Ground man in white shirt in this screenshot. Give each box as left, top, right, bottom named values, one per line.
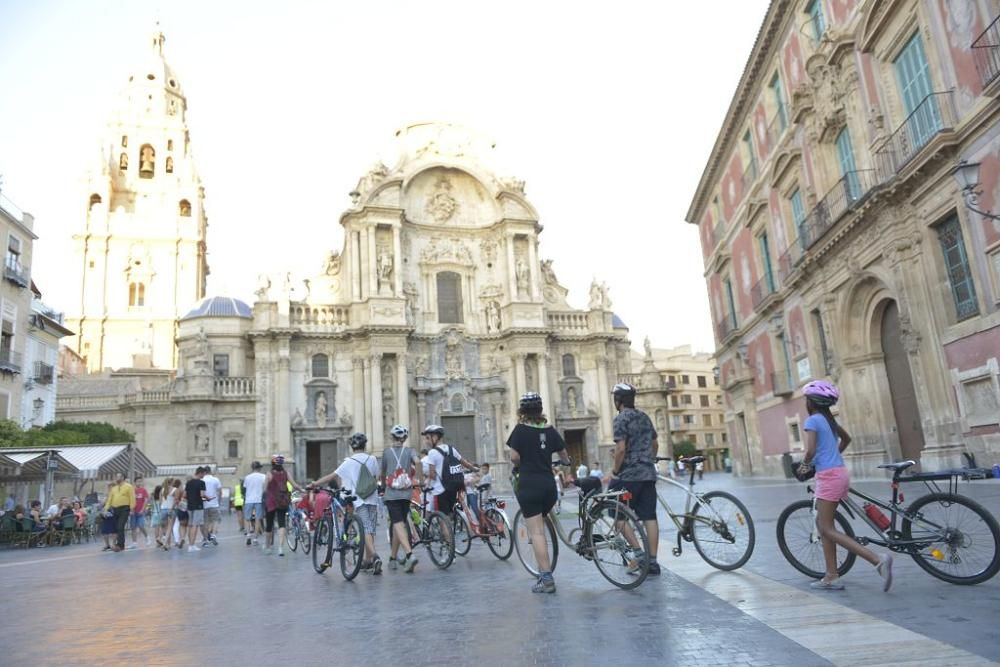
left=242, top=461, right=267, bottom=546
left=422, top=424, right=477, bottom=543
left=576, top=463, right=589, bottom=481
left=202, top=466, right=223, bottom=546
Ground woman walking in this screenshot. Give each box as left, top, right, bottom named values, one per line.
left=506, top=392, right=569, bottom=593
left=796, top=380, right=893, bottom=591
left=380, top=425, right=423, bottom=572
left=264, top=454, right=304, bottom=556
left=172, top=479, right=188, bottom=549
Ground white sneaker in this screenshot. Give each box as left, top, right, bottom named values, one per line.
left=187, top=545, right=202, bottom=552
left=810, top=577, right=845, bottom=590
left=876, top=554, right=893, bottom=592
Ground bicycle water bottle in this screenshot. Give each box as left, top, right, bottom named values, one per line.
left=863, top=502, right=891, bottom=530
left=411, top=507, right=422, bottom=526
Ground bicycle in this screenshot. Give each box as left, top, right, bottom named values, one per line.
left=512, top=463, right=650, bottom=590
left=284, top=493, right=312, bottom=555
left=310, top=486, right=365, bottom=580
left=776, top=460, right=1000, bottom=585
left=451, top=483, right=514, bottom=560
left=385, top=488, right=455, bottom=569
left=653, top=456, right=755, bottom=570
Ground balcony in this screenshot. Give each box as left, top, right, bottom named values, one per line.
left=740, top=160, right=759, bottom=196
left=750, top=272, right=779, bottom=311
left=715, top=315, right=738, bottom=344
left=799, top=169, right=878, bottom=250
left=215, top=376, right=256, bottom=398
left=874, top=91, right=956, bottom=181
left=289, top=304, right=350, bottom=331
left=771, top=371, right=794, bottom=397
left=0, top=348, right=22, bottom=374
left=765, top=108, right=788, bottom=154
left=777, top=241, right=803, bottom=284
left=972, top=15, right=1000, bottom=95
left=32, top=361, right=54, bottom=385
left=4, top=257, right=29, bottom=288
left=547, top=311, right=589, bottom=333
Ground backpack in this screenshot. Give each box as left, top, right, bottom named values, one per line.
left=386, top=447, right=413, bottom=490
left=435, top=446, right=464, bottom=493
left=352, top=455, right=378, bottom=499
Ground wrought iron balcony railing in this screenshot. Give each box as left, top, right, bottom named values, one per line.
left=4, top=256, right=29, bottom=288
left=874, top=91, right=956, bottom=180
left=972, top=15, right=1000, bottom=90
left=750, top=271, right=779, bottom=311
left=740, top=159, right=759, bottom=195
left=715, top=314, right=738, bottom=343
left=798, top=169, right=878, bottom=250
left=32, top=361, right=54, bottom=384
left=777, top=241, right=803, bottom=283
left=0, top=348, right=22, bottom=374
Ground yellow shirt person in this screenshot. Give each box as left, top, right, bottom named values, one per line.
left=104, top=477, right=136, bottom=511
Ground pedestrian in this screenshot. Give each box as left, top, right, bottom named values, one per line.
left=314, top=434, right=382, bottom=572
left=677, top=458, right=686, bottom=476
left=184, top=468, right=212, bottom=552
left=575, top=462, right=589, bottom=481
left=796, top=380, right=893, bottom=592
left=173, top=479, right=188, bottom=548
left=379, top=424, right=422, bottom=573
left=3, top=492, right=14, bottom=513
left=696, top=460, right=704, bottom=480
left=479, top=463, right=493, bottom=501
left=103, top=473, right=135, bottom=552
left=155, top=478, right=174, bottom=548
left=233, top=476, right=245, bottom=535
left=589, top=461, right=604, bottom=480
left=130, top=476, right=150, bottom=548
left=263, top=454, right=304, bottom=556
left=610, top=383, right=661, bottom=575
left=202, top=466, right=222, bottom=546
left=464, top=468, right=482, bottom=524
left=507, top=392, right=569, bottom=593
left=243, top=461, right=266, bottom=546
left=99, top=484, right=117, bottom=552
left=422, top=424, right=477, bottom=545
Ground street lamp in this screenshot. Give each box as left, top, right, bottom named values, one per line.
left=952, top=160, right=1000, bottom=221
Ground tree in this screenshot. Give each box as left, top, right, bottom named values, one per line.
left=672, top=440, right=698, bottom=459
left=0, top=420, right=133, bottom=447
left=0, top=420, right=26, bottom=447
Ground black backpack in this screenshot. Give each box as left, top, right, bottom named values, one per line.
left=435, top=446, right=465, bottom=492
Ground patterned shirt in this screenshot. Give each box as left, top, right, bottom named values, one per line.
left=613, top=408, right=658, bottom=482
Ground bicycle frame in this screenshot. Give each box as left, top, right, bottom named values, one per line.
left=455, top=488, right=507, bottom=537
left=548, top=485, right=631, bottom=547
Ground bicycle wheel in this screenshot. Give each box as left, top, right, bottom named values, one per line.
left=312, top=516, right=333, bottom=575
left=285, top=513, right=299, bottom=552
left=339, top=513, right=364, bottom=581
left=425, top=511, right=455, bottom=569
left=776, top=499, right=856, bottom=579
left=512, top=510, right=559, bottom=577
left=902, top=492, right=1000, bottom=585
left=300, top=521, right=312, bottom=555
left=485, top=509, right=514, bottom=560
left=588, top=501, right=649, bottom=589
left=453, top=511, right=472, bottom=556
left=691, top=491, right=755, bottom=570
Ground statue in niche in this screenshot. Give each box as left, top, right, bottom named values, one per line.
left=119, top=153, right=128, bottom=170
left=413, top=355, right=429, bottom=377
left=524, top=357, right=537, bottom=392
left=445, top=331, right=464, bottom=379
left=589, top=280, right=603, bottom=309
left=566, top=387, right=578, bottom=416
left=485, top=300, right=501, bottom=333
left=315, top=391, right=328, bottom=428
left=383, top=401, right=395, bottom=435
left=325, top=251, right=341, bottom=276
left=194, top=424, right=210, bottom=452
left=195, top=326, right=209, bottom=361
left=515, top=258, right=529, bottom=296
left=377, top=248, right=394, bottom=294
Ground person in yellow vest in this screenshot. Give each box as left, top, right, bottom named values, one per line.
left=233, top=478, right=245, bottom=534
left=103, top=473, right=136, bottom=552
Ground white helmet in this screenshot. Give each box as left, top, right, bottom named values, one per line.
left=390, top=424, right=409, bottom=440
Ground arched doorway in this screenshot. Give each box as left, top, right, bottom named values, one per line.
left=879, top=301, right=926, bottom=462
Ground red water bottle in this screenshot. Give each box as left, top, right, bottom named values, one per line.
left=863, top=502, right=891, bottom=530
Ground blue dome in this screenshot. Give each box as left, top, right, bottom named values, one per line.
left=612, top=313, right=627, bottom=329
left=181, top=296, right=252, bottom=320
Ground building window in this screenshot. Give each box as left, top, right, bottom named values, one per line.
left=690, top=433, right=699, bottom=445
left=89, top=194, right=102, bottom=210
left=724, top=277, right=738, bottom=328
left=682, top=394, right=692, bottom=405
left=561, top=353, right=576, bottom=377
left=790, top=189, right=806, bottom=244
left=835, top=128, right=861, bottom=201
left=811, top=308, right=832, bottom=374
left=742, top=130, right=757, bottom=181
left=718, top=414, right=725, bottom=425
left=700, top=395, right=710, bottom=407
left=697, top=375, right=707, bottom=388
left=683, top=415, right=694, bottom=425
left=166, top=157, right=174, bottom=174
left=213, top=354, right=229, bottom=377
left=702, top=414, right=712, bottom=426
left=6, top=235, right=22, bottom=276
left=706, top=433, right=716, bottom=446
left=139, top=144, right=155, bottom=178
left=179, top=199, right=192, bottom=217
left=758, top=230, right=776, bottom=293
left=670, top=395, right=679, bottom=408
left=770, top=73, right=787, bottom=131
left=894, top=32, right=938, bottom=144
left=806, top=0, right=825, bottom=41
left=121, top=135, right=128, bottom=148
left=681, top=374, right=690, bottom=385
left=228, top=440, right=239, bottom=458
left=436, top=271, right=463, bottom=324
left=0, top=317, right=13, bottom=366
left=789, top=421, right=802, bottom=444
left=311, top=353, right=329, bottom=378
left=712, top=196, right=724, bottom=228
left=671, top=415, right=681, bottom=429
left=128, top=282, right=145, bottom=307
left=722, top=432, right=728, bottom=443
left=167, top=139, right=174, bottom=151
left=936, top=215, right=979, bottom=320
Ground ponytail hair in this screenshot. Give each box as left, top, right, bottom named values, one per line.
left=807, top=396, right=840, bottom=435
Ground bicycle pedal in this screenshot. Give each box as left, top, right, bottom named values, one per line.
left=672, top=548, right=682, bottom=557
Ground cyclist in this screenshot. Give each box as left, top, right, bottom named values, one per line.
left=796, top=380, right=893, bottom=591
left=380, top=424, right=423, bottom=572
left=506, top=392, right=570, bottom=593
left=422, top=424, right=477, bottom=541
left=313, top=433, right=383, bottom=573
left=610, top=382, right=661, bottom=575
left=264, top=454, right=305, bottom=556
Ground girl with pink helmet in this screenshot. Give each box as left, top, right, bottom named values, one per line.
left=798, top=379, right=894, bottom=592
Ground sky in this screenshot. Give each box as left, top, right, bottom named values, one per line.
left=0, top=0, right=769, bottom=355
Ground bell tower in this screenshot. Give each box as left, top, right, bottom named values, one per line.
left=67, top=27, right=209, bottom=372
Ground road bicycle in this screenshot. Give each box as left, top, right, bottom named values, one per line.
left=512, top=464, right=650, bottom=590
left=284, top=493, right=312, bottom=555
left=385, top=488, right=455, bottom=569
left=654, top=456, right=755, bottom=570
left=451, top=483, right=513, bottom=560
left=776, top=460, right=1000, bottom=585
left=310, top=486, right=365, bottom=580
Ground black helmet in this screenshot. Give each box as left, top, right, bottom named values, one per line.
left=421, top=424, right=444, bottom=437
left=612, top=382, right=636, bottom=401
left=349, top=432, right=368, bottom=450
left=519, top=392, right=543, bottom=414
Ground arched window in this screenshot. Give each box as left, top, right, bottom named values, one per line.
left=436, top=271, right=463, bottom=324
left=167, top=139, right=173, bottom=151
left=562, top=353, right=576, bottom=377
left=88, top=194, right=102, bottom=210
left=121, top=135, right=128, bottom=148
left=179, top=199, right=191, bottom=217
left=139, top=144, right=155, bottom=178
left=311, top=354, right=329, bottom=378
left=128, top=282, right=145, bottom=307
left=119, top=153, right=128, bottom=170
left=165, top=157, right=174, bottom=173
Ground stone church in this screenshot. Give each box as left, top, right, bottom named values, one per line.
left=57, top=32, right=669, bottom=483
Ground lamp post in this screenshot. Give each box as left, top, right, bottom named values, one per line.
left=952, top=160, right=1000, bottom=221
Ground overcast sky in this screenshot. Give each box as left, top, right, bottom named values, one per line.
left=0, top=0, right=768, bottom=355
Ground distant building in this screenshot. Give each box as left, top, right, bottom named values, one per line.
left=0, top=188, right=38, bottom=424
left=22, top=290, right=74, bottom=427
left=686, top=0, right=1000, bottom=476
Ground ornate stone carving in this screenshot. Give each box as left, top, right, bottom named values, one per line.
left=255, top=273, right=271, bottom=301
left=315, top=391, right=328, bottom=428
left=484, top=300, right=502, bottom=333
left=325, top=250, right=341, bottom=276
left=377, top=246, right=394, bottom=295
left=354, top=161, right=389, bottom=202
left=426, top=178, right=458, bottom=223
left=445, top=330, right=465, bottom=379
left=413, top=355, right=429, bottom=377
left=515, top=257, right=529, bottom=297
left=500, top=176, right=525, bottom=194
left=480, top=237, right=498, bottom=263
left=898, top=312, right=922, bottom=354
left=541, top=259, right=559, bottom=287
left=421, top=237, right=473, bottom=265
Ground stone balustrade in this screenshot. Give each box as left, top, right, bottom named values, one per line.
left=215, top=376, right=255, bottom=398
left=290, top=304, right=350, bottom=330
left=56, top=395, right=120, bottom=411
left=546, top=311, right=589, bottom=332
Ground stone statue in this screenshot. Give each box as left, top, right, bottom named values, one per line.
left=644, top=336, right=653, bottom=360
left=255, top=273, right=271, bottom=301
left=325, top=251, right=341, bottom=276
left=315, top=391, right=328, bottom=428
left=195, top=326, right=209, bottom=360
left=589, top=280, right=603, bottom=310
left=377, top=248, right=394, bottom=294
left=195, top=424, right=210, bottom=451
left=515, top=258, right=529, bottom=296
left=119, top=153, right=128, bottom=170
left=445, top=330, right=464, bottom=379
left=357, top=161, right=389, bottom=197
left=541, top=259, right=558, bottom=286
left=567, top=386, right=578, bottom=415
left=414, top=355, right=429, bottom=377
left=426, top=179, right=458, bottom=223
left=485, top=300, right=501, bottom=333
left=600, top=283, right=612, bottom=309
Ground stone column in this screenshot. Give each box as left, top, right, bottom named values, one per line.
left=276, top=339, right=291, bottom=453
left=351, top=231, right=362, bottom=301
left=367, top=227, right=378, bottom=297
left=596, top=358, right=612, bottom=443
left=370, top=353, right=384, bottom=449
left=353, top=356, right=364, bottom=434
left=416, top=395, right=427, bottom=435
left=527, top=236, right=540, bottom=301
left=493, top=401, right=505, bottom=462
left=537, top=352, right=552, bottom=419
left=363, top=357, right=373, bottom=437
left=392, top=226, right=403, bottom=296
left=397, top=354, right=410, bottom=432
left=505, top=233, right=517, bottom=301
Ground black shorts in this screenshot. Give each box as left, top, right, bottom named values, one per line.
left=515, top=477, right=558, bottom=519
left=608, top=479, right=657, bottom=521
left=435, top=489, right=459, bottom=516
left=385, top=499, right=410, bottom=525
left=265, top=508, right=287, bottom=532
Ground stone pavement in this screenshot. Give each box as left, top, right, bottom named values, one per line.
left=0, top=472, right=996, bottom=666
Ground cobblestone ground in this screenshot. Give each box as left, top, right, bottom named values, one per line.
left=0, top=472, right=997, bottom=666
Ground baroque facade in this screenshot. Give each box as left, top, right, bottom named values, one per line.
left=686, top=0, right=1000, bottom=476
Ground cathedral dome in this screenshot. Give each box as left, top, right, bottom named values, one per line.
left=181, top=296, right=252, bottom=320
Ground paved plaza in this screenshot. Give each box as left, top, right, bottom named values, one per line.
left=0, top=473, right=998, bottom=666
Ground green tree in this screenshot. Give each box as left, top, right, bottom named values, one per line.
left=0, top=420, right=133, bottom=447
left=0, top=419, right=26, bottom=447
left=672, top=440, right=698, bottom=459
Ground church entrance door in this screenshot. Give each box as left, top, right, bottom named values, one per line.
left=441, top=416, right=476, bottom=460
left=564, top=429, right=586, bottom=470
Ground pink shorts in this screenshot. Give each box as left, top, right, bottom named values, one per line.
left=815, top=466, right=850, bottom=502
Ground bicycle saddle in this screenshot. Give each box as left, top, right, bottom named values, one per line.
left=476, top=483, right=491, bottom=492
left=575, top=477, right=602, bottom=496
left=681, top=456, right=706, bottom=465
left=877, top=460, right=915, bottom=472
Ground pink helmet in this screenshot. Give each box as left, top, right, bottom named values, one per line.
left=802, top=380, right=839, bottom=406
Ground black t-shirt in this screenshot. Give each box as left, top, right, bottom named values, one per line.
left=185, top=479, right=206, bottom=511
left=506, top=423, right=565, bottom=478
